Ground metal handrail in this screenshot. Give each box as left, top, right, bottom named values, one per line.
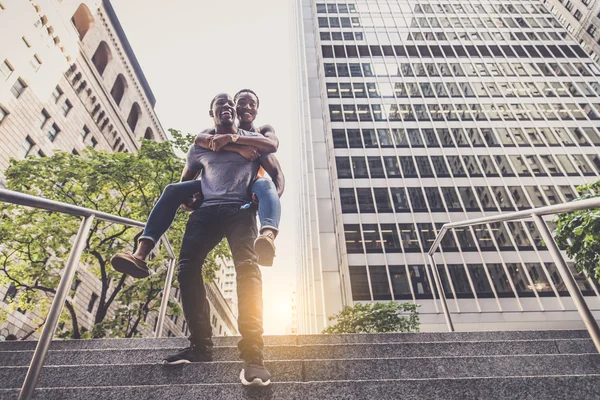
left=427, top=196, right=600, bottom=354
left=0, top=188, right=176, bottom=400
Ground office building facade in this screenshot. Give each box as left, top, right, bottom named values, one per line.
left=294, top=0, right=600, bottom=333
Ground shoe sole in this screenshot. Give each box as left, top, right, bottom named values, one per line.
left=254, top=237, right=275, bottom=267
left=239, top=369, right=271, bottom=387
left=162, top=359, right=191, bottom=365
left=111, top=256, right=151, bottom=279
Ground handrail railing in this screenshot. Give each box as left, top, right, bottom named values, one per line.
left=427, top=196, right=600, bottom=354
left=0, top=188, right=176, bottom=400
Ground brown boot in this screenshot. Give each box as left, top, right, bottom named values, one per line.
left=254, top=230, right=276, bottom=267
left=110, top=253, right=150, bottom=278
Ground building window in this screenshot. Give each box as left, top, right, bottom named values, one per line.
left=23, top=136, right=35, bottom=157
left=72, top=149, right=79, bottom=155
left=87, top=293, right=98, bottom=312
left=110, top=74, right=126, bottom=105
left=62, top=99, right=72, bottom=116
left=47, top=123, right=60, bottom=142
left=0, top=106, right=8, bottom=124
left=52, top=86, right=63, bottom=103
left=40, top=109, right=50, bottom=128
left=3, top=283, right=17, bottom=301
left=127, top=103, right=141, bottom=132
left=587, top=24, right=598, bottom=38
left=10, top=78, right=27, bottom=98
left=144, top=128, right=154, bottom=140
left=91, top=41, right=112, bottom=76
left=22, top=36, right=31, bottom=48
left=37, top=149, right=45, bottom=158
left=81, top=125, right=90, bottom=138
left=87, top=136, right=97, bottom=148
left=30, top=55, right=42, bottom=71
left=0, top=3, right=5, bottom=13
left=0, top=59, right=13, bottom=80
left=72, top=3, right=95, bottom=40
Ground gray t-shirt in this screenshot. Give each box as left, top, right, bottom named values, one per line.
left=186, top=129, right=266, bottom=208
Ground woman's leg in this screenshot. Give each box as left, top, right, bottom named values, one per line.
left=250, top=178, right=280, bottom=266
left=111, top=180, right=202, bottom=278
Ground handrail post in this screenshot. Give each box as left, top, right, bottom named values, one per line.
left=428, top=254, right=455, bottom=332
left=155, top=257, right=176, bottom=338
left=531, top=214, right=600, bottom=353
left=18, top=215, right=95, bottom=400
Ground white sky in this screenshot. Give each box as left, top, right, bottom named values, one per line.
left=110, top=0, right=301, bottom=334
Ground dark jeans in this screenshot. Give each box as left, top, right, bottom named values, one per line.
left=177, top=204, right=263, bottom=358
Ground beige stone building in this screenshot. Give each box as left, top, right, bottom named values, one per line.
left=0, top=0, right=238, bottom=340
left=543, top=0, right=600, bottom=61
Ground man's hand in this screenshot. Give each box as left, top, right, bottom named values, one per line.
left=209, top=134, right=232, bottom=152
left=180, top=192, right=203, bottom=212
left=236, top=146, right=260, bottom=161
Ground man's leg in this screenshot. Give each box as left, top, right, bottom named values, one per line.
left=163, top=205, right=223, bottom=364
left=222, top=206, right=270, bottom=386
left=111, top=180, right=203, bottom=278
left=251, top=178, right=280, bottom=267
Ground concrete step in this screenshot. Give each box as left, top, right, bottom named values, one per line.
left=0, top=330, right=591, bottom=351
left=1, top=376, right=600, bottom=400
left=0, top=339, right=595, bottom=366
left=1, top=354, right=599, bottom=389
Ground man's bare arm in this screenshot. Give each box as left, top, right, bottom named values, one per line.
left=258, top=124, right=279, bottom=150
left=259, top=154, right=285, bottom=198
left=180, top=165, right=200, bottom=182
left=194, top=128, right=216, bottom=149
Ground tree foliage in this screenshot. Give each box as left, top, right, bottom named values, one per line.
left=322, top=302, right=420, bottom=334
left=554, top=180, right=600, bottom=283
left=0, top=129, right=230, bottom=339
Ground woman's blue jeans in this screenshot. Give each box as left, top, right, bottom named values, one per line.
left=140, top=178, right=281, bottom=244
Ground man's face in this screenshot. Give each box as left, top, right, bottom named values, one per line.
left=235, top=92, right=259, bottom=125
left=210, top=93, right=236, bottom=127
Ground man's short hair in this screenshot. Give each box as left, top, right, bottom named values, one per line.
left=234, top=89, right=260, bottom=107
left=210, top=93, right=223, bottom=110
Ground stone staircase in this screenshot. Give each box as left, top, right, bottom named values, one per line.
left=0, top=330, right=599, bottom=399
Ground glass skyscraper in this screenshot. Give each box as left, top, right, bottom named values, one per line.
left=294, top=0, right=600, bottom=333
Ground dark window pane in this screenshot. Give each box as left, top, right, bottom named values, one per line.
left=399, top=223, right=421, bottom=252
left=367, top=157, right=385, bottom=178
left=344, top=224, right=363, bottom=253
left=374, top=188, right=392, bottom=212
left=336, top=157, right=352, bottom=178
left=356, top=188, right=375, bottom=213
left=351, top=157, right=369, bottom=178
left=332, top=129, right=347, bottom=148
left=390, top=188, right=410, bottom=212
left=363, top=224, right=382, bottom=253
left=381, top=224, right=401, bottom=253
left=409, top=265, right=433, bottom=299
left=408, top=187, right=427, bottom=211
left=468, top=264, right=494, bottom=298
left=445, top=264, right=474, bottom=298
left=339, top=188, right=357, bottom=213
left=369, top=266, right=392, bottom=300
left=349, top=266, right=371, bottom=300
left=390, top=265, right=412, bottom=299
left=486, top=263, right=515, bottom=297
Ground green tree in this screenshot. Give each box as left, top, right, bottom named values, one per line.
left=554, top=180, right=600, bottom=283
left=0, top=130, right=230, bottom=339
left=322, top=302, right=420, bottom=334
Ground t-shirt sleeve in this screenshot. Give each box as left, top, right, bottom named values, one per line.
left=186, top=144, right=207, bottom=172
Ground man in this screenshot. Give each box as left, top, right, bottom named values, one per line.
left=110, top=90, right=283, bottom=275
left=161, top=93, right=273, bottom=387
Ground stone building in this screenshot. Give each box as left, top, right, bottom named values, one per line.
left=543, top=0, right=600, bottom=61
left=0, top=0, right=237, bottom=340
